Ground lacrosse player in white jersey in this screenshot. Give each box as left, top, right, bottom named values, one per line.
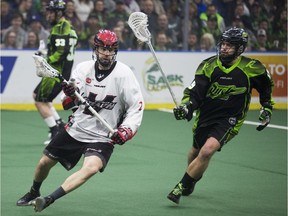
left=16, top=29, right=144, bottom=212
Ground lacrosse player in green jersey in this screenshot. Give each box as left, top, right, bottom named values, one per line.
left=33, top=0, right=78, bottom=145
left=167, top=27, right=274, bottom=204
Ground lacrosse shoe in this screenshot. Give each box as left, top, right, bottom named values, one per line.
left=44, top=126, right=59, bottom=145
left=16, top=188, right=40, bottom=206
left=182, top=184, right=195, bottom=196
left=167, top=182, right=185, bottom=204
left=31, top=196, right=54, bottom=212
left=182, top=176, right=202, bottom=196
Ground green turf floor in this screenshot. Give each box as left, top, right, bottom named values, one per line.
left=1, top=110, right=287, bottom=216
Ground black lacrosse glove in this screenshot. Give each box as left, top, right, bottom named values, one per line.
left=256, top=105, right=272, bottom=131
left=173, top=103, right=193, bottom=121
left=111, top=127, right=133, bottom=145
left=173, top=105, right=188, bottom=120
left=61, top=82, right=77, bottom=97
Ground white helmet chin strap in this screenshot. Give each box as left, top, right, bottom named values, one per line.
left=92, top=51, right=97, bottom=61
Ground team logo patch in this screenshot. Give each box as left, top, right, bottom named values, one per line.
left=86, top=77, right=91, bottom=84
left=86, top=148, right=102, bottom=153
left=229, top=117, right=236, bottom=126
left=206, top=82, right=246, bottom=100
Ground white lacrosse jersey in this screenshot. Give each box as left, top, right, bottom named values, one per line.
left=65, top=60, right=144, bottom=143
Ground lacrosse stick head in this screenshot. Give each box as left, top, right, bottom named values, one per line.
left=128, top=12, right=151, bottom=43
left=32, top=54, right=60, bottom=79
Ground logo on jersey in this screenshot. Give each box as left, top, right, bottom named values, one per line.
left=84, top=93, right=117, bottom=114
left=207, top=82, right=246, bottom=100
left=142, top=57, right=184, bottom=92
left=0, top=56, right=17, bottom=93
left=246, top=60, right=258, bottom=69
left=86, top=77, right=92, bottom=84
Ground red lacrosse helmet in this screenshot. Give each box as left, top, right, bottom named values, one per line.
left=93, top=29, right=119, bottom=51
left=93, top=30, right=119, bottom=68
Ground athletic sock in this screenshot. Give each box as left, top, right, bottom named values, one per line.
left=180, top=172, right=197, bottom=189
left=48, top=187, right=66, bottom=201
left=31, top=180, right=42, bottom=193
left=50, top=106, right=61, bottom=122
left=44, top=116, right=57, bottom=128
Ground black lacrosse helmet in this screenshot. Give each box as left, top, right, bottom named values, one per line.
left=46, top=0, right=66, bottom=11
left=218, top=27, right=248, bottom=63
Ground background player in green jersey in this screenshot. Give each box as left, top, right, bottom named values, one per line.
left=167, top=27, right=274, bottom=204
left=33, top=0, right=78, bottom=145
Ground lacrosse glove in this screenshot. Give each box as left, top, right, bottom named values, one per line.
left=111, top=127, right=133, bottom=145
left=173, top=103, right=194, bottom=121
left=256, top=104, right=272, bottom=131
left=61, top=81, right=77, bottom=97
left=62, top=96, right=79, bottom=110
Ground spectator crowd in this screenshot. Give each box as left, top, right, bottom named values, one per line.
left=0, top=0, right=287, bottom=52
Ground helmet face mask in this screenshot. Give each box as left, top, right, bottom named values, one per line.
left=218, top=27, right=248, bottom=64
left=93, top=30, right=119, bottom=68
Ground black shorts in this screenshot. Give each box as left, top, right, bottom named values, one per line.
left=193, top=119, right=238, bottom=150
left=34, top=78, right=62, bottom=102
left=33, top=62, right=72, bottom=102
left=44, top=129, right=114, bottom=171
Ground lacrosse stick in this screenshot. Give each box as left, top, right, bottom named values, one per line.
left=32, top=54, right=115, bottom=134
left=128, top=12, right=179, bottom=107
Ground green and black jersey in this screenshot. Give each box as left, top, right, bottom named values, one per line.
left=182, top=55, right=274, bottom=133
left=47, top=19, right=78, bottom=80
left=34, top=19, right=78, bottom=102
